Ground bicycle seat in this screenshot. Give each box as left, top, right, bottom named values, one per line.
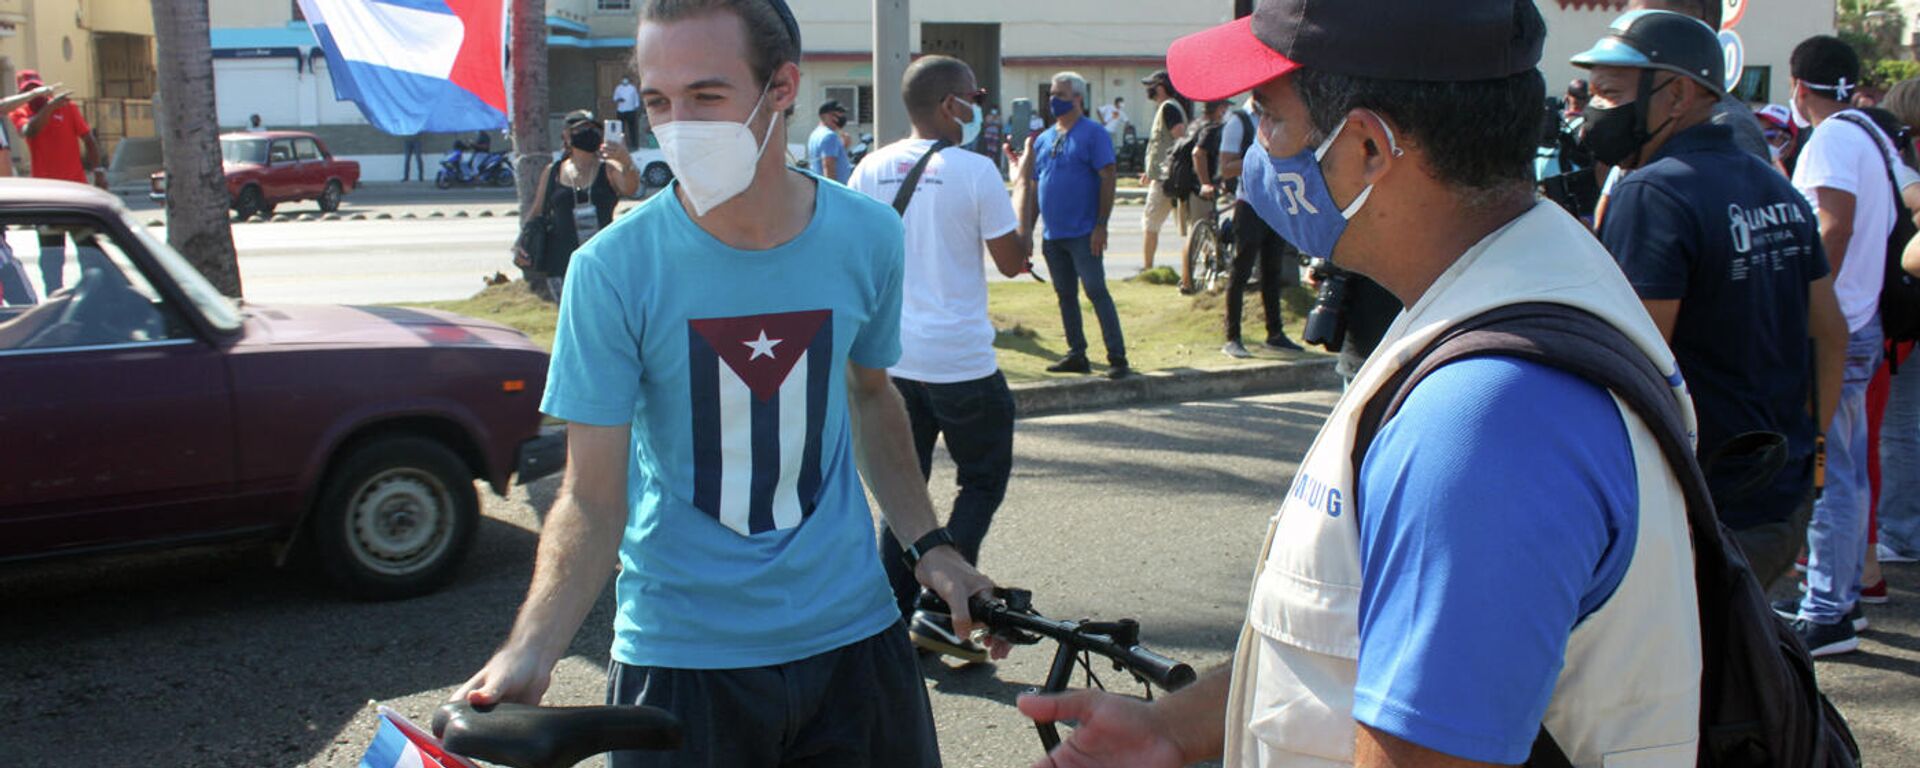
left=433, top=702, right=683, bottom=768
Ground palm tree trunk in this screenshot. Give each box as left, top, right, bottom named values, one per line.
left=510, top=0, right=550, bottom=291
left=151, top=0, right=241, bottom=297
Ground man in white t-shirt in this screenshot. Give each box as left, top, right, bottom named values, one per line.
left=849, top=54, right=1031, bottom=663
left=611, top=76, right=642, bottom=150
left=1779, top=35, right=1898, bottom=654
left=1099, top=96, right=1131, bottom=149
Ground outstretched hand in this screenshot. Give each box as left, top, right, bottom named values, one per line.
left=1016, top=690, right=1187, bottom=768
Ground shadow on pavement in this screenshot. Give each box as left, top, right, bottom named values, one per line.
left=0, top=505, right=610, bottom=766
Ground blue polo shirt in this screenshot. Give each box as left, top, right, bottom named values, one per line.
left=1600, top=123, right=1830, bottom=529
left=1033, top=117, right=1115, bottom=240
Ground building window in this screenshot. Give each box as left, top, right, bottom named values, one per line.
left=1732, top=66, right=1770, bottom=104
left=857, top=85, right=874, bottom=124
left=597, top=0, right=633, bottom=10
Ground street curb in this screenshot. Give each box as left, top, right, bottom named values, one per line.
left=1010, top=357, right=1339, bottom=419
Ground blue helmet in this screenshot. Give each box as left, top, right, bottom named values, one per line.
left=1571, top=10, right=1725, bottom=95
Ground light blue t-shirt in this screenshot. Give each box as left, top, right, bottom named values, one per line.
left=541, top=175, right=905, bottom=669
left=1353, top=356, right=1640, bottom=764
left=808, top=125, right=851, bottom=184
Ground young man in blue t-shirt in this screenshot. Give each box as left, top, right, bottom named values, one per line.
left=1015, top=71, right=1130, bottom=379
left=1578, top=12, right=1849, bottom=605
left=452, top=2, right=998, bottom=765
left=808, top=99, right=852, bottom=184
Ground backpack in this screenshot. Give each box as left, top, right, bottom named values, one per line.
left=1161, top=129, right=1203, bottom=199
left=1831, top=113, right=1920, bottom=349
left=1353, top=303, right=1861, bottom=768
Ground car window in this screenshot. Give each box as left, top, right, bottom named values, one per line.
left=269, top=141, right=294, bottom=163
left=221, top=138, right=267, bottom=165
left=295, top=138, right=321, bottom=161
left=0, top=218, right=191, bottom=353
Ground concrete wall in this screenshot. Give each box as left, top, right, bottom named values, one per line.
left=208, top=0, right=292, bottom=28
left=89, top=0, right=154, bottom=35
left=1538, top=0, right=1833, bottom=107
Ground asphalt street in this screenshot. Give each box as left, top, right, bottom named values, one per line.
left=3, top=389, right=1917, bottom=766
left=96, top=187, right=1170, bottom=306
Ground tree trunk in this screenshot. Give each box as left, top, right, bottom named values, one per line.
left=151, top=0, right=241, bottom=297
left=510, top=0, right=550, bottom=290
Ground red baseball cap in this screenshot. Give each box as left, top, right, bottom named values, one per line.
left=1168, top=0, right=1545, bottom=102
left=15, top=69, right=42, bottom=90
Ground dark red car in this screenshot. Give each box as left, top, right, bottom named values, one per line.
left=150, top=131, right=362, bottom=220
left=0, top=180, right=552, bottom=599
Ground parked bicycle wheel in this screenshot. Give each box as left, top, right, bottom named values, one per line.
left=1183, top=219, right=1216, bottom=294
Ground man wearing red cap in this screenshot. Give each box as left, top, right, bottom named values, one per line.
left=1015, top=2, right=1703, bottom=766
left=11, top=69, right=103, bottom=294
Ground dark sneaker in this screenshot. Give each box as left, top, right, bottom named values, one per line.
left=1850, top=603, right=1870, bottom=632
left=910, top=610, right=988, bottom=663
left=1106, top=364, right=1134, bottom=380
left=1790, top=617, right=1860, bottom=658
left=1047, top=354, right=1092, bottom=374
left=1774, top=597, right=1869, bottom=633
left=1262, top=337, right=1305, bottom=352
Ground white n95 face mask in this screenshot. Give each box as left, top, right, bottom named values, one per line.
left=653, top=81, right=778, bottom=216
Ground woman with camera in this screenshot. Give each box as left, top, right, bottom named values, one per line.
left=515, top=110, right=641, bottom=299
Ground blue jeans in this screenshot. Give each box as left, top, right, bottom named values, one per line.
left=879, top=372, right=1015, bottom=618
left=1879, top=347, right=1920, bottom=556
left=1799, top=320, right=1884, bottom=624
left=1042, top=235, right=1127, bottom=363
left=401, top=137, right=424, bottom=181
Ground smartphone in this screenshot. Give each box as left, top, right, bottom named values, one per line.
left=604, top=119, right=625, bottom=148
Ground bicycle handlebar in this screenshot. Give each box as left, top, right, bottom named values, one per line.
left=967, top=593, right=1197, bottom=691
left=431, top=702, right=682, bottom=768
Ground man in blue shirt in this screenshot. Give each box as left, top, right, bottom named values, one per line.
left=452, top=2, right=997, bottom=765
left=808, top=99, right=852, bottom=184
left=1015, top=71, right=1129, bottom=378
left=1579, top=12, right=1848, bottom=601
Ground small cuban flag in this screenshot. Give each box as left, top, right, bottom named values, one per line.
left=296, top=0, right=509, bottom=135
left=359, top=705, right=480, bottom=768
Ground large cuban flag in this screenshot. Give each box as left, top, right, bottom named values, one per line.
left=297, top=0, right=508, bottom=135
left=688, top=310, right=834, bottom=537
left=358, top=706, right=479, bottom=768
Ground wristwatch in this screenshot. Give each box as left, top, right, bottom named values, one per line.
left=901, top=527, right=956, bottom=570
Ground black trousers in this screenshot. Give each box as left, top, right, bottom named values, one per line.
left=1227, top=201, right=1296, bottom=343
left=606, top=623, right=940, bottom=768
left=618, top=110, right=641, bottom=149
left=878, top=371, right=1016, bottom=619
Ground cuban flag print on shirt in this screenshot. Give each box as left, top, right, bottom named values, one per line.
left=688, top=310, right=833, bottom=537
left=297, top=0, right=508, bottom=135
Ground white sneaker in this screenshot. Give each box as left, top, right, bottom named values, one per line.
left=1221, top=340, right=1251, bottom=359
left=1877, top=542, right=1918, bottom=564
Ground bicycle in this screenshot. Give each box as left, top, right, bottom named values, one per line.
left=422, top=587, right=1194, bottom=766
left=1183, top=194, right=1237, bottom=294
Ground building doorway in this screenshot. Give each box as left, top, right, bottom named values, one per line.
left=921, top=23, right=1001, bottom=115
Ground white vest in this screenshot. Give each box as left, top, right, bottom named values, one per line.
left=1223, top=202, right=1703, bottom=768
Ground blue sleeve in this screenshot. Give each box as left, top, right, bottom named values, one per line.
left=540, top=250, right=643, bottom=427
left=848, top=220, right=905, bottom=369
left=1352, top=357, right=1639, bottom=764
left=1091, top=125, right=1116, bottom=169
left=1600, top=178, right=1694, bottom=301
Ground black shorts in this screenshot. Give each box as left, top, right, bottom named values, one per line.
left=605, top=622, right=940, bottom=768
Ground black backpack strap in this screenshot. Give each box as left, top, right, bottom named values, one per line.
left=1352, top=303, right=1721, bottom=768
left=891, top=140, right=952, bottom=216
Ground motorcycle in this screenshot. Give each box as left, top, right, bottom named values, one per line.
left=436, top=141, right=515, bottom=189
left=849, top=132, right=875, bottom=168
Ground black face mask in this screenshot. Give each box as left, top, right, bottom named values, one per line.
left=1579, top=72, right=1675, bottom=168
left=570, top=126, right=604, bottom=153
left=829, top=114, right=847, bottom=129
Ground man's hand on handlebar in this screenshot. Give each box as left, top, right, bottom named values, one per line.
left=452, top=644, right=556, bottom=709
left=913, top=547, right=1012, bottom=660
left=1016, top=690, right=1187, bottom=768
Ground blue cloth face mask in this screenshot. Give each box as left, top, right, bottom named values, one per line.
left=1240, top=111, right=1402, bottom=262
left=952, top=96, right=983, bottom=147
left=1049, top=97, right=1077, bottom=120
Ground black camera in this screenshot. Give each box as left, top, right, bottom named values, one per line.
left=1303, top=268, right=1350, bottom=353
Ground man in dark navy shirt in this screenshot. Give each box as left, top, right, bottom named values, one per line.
left=1578, top=11, right=1849, bottom=592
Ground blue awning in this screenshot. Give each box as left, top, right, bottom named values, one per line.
left=547, top=36, right=636, bottom=49
left=210, top=23, right=318, bottom=51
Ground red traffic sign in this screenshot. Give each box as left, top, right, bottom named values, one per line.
left=1722, top=0, right=1749, bottom=29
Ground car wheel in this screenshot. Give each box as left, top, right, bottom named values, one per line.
left=318, top=180, right=344, bottom=213
left=310, top=435, right=478, bottom=600
left=234, top=186, right=264, bottom=220
left=258, top=202, right=276, bottom=220
left=642, top=162, right=674, bottom=189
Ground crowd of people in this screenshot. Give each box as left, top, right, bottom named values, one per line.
left=454, top=0, right=1907, bottom=765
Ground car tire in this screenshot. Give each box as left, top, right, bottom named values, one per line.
left=234, top=186, right=265, bottom=221
left=310, top=435, right=479, bottom=601
left=318, top=180, right=344, bottom=213
left=642, top=162, right=673, bottom=189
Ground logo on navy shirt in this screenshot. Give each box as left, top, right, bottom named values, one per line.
left=687, top=310, right=833, bottom=536
left=1727, top=202, right=1809, bottom=255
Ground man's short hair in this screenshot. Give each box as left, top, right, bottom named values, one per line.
left=1294, top=66, right=1545, bottom=202
left=903, top=55, right=973, bottom=121
left=1792, top=36, right=1864, bottom=103
left=640, top=0, right=800, bottom=89
left=1884, top=77, right=1920, bottom=131
left=1052, top=72, right=1089, bottom=103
